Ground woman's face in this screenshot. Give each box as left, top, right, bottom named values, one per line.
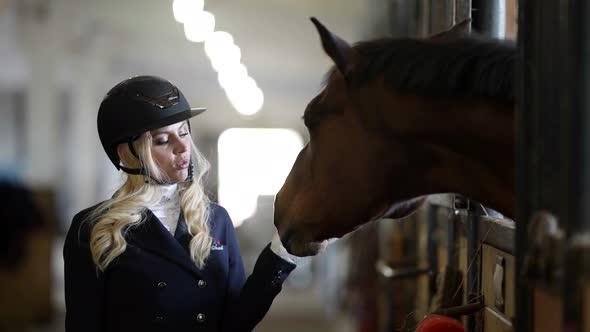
left=150, top=121, right=192, bottom=182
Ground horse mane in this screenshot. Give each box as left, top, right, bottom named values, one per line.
left=326, top=36, right=516, bottom=101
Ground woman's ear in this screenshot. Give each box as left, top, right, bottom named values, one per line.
left=117, top=144, right=128, bottom=163
left=117, top=143, right=135, bottom=167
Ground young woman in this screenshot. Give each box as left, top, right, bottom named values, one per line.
left=63, top=75, right=297, bottom=332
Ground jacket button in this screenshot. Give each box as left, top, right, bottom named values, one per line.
left=196, top=313, right=206, bottom=323
left=271, top=270, right=283, bottom=288
left=157, top=281, right=167, bottom=288
left=198, top=279, right=207, bottom=288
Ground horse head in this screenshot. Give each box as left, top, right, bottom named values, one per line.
left=274, top=18, right=514, bottom=256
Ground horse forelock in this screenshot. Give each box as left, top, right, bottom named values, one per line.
left=321, top=35, right=516, bottom=102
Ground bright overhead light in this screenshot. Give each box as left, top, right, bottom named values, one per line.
left=204, top=31, right=235, bottom=59
left=217, top=64, right=249, bottom=90
left=171, top=4, right=265, bottom=114
left=204, top=31, right=241, bottom=72
left=173, top=0, right=204, bottom=23
left=209, top=44, right=241, bottom=72
left=183, top=11, right=215, bottom=43
left=226, top=80, right=264, bottom=116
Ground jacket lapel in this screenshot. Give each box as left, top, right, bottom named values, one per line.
left=126, top=210, right=203, bottom=278
left=174, top=213, right=192, bottom=251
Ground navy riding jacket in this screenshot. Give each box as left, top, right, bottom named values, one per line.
left=63, top=203, right=295, bottom=332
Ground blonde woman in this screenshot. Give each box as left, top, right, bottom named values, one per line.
left=63, top=76, right=296, bottom=332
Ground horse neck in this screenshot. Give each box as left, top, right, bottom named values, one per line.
left=375, top=93, right=516, bottom=218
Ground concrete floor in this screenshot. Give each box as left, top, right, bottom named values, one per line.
left=256, top=288, right=355, bottom=332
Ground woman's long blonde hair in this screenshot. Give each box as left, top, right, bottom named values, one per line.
left=87, top=129, right=212, bottom=271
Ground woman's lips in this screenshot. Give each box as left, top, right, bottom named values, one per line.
left=176, top=160, right=189, bottom=169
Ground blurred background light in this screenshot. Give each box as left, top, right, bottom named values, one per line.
left=183, top=10, right=215, bottom=42
left=226, top=81, right=264, bottom=116
left=217, top=63, right=249, bottom=90
left=217, top=128, right=304, bottom=226
left=173, top=0, right=205, bottom=24
left=176, top=9, right=264, bottom=116
left=204, top=31, right=236, bottom=61
left=208, top=43, right=241, bottom=72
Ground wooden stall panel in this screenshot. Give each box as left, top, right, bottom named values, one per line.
left=459, top=236, right=468, bottom=303
left=506, top=0, right=518, bottom=39
left=458, top=235, right=468, bottom=327
left=484, top=307, right=513, bottom=332
left=533, top=288, right=562, bottom=332
left=376, top=211, right=423, bottom=331
left=437, top=246, right=448, bottom=273
left=0, top=189, right=55, bottom=331
left=482, top=244, right=515, bottom=320
left=415, top=208, right=431, bottom=318
left=584, top=283, right=590, bottom=332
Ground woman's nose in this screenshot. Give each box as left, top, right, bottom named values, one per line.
left=173, top=137, right=189, bottom=154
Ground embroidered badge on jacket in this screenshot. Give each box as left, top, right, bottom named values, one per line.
left=211, top=239, right=224, bottom=251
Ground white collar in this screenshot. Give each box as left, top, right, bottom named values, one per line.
left=157, top=183, right=178, bottom=203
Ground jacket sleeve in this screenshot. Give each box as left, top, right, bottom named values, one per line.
left=63, top=211, right=105, bottom=332
left=219, top=208, right=296, bottom=332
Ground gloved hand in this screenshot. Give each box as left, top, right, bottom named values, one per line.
left=269, top=227, right=337, bottom=266
left=270, top=228, right=298, bottom=264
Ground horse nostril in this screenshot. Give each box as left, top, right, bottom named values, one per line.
left=280, top=227, right=296, bottom=253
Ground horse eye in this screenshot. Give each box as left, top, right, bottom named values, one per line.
left=303, top=110, right=313, bottom=127
left=303, top=114, right=319, bottom=133
left=303, top=115, right=312, bottom=129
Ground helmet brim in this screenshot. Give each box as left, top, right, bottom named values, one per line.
left=188, top=107, right=207, bottom=117
left=137, top=107, right=206, bottom=135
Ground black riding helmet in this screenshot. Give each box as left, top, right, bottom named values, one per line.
left=97, top=75, right=205, bottom=180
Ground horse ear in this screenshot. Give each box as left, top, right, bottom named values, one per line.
left=430, top=18, right=472, bottom=40
left=310, top=17, right=359, bottom=79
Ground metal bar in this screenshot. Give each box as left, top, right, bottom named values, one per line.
left=438, top=209, right=515, bottom=255
left=564, top=0, right=590, bottom=327
left=479, top=217, right=515, bottom=255
left=417, top=0, right=431, bottom=37
left=429, top=0, right=454, bottom=34
left=431, top=301, right=484, bottom=317
left=375, top=259, right=430, bottom=279
left=14, top=91, right=26, bottom=162
left=517, top=0, right=570, bottom=330
left=447, top=208, right=457, bottom=268
left=428, top=204, right=439, bottom=296
left=388, top=0, right=419, bottom=38
left=568, top=0, right=590, bottom=239
left=471, top=0, right=506, bottom=38
left=516, top=1, right=537, bottom=330
left=466, top=203, right=480, bottom=332
left=454, top=0, right=471, bottom=23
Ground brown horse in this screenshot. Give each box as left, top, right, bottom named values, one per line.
left=274, top=18, right=515, bottom=256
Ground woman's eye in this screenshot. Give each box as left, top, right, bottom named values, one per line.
left=155, top=139, right=168, bottom=145
left=180, top=132, right=189, bottom=137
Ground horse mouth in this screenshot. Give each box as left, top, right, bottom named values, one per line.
left=284, top=237, right=331, bottom=257
left=278, top=220, right=337, bottom=257
left=286, top=242, right=325, bottom=257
